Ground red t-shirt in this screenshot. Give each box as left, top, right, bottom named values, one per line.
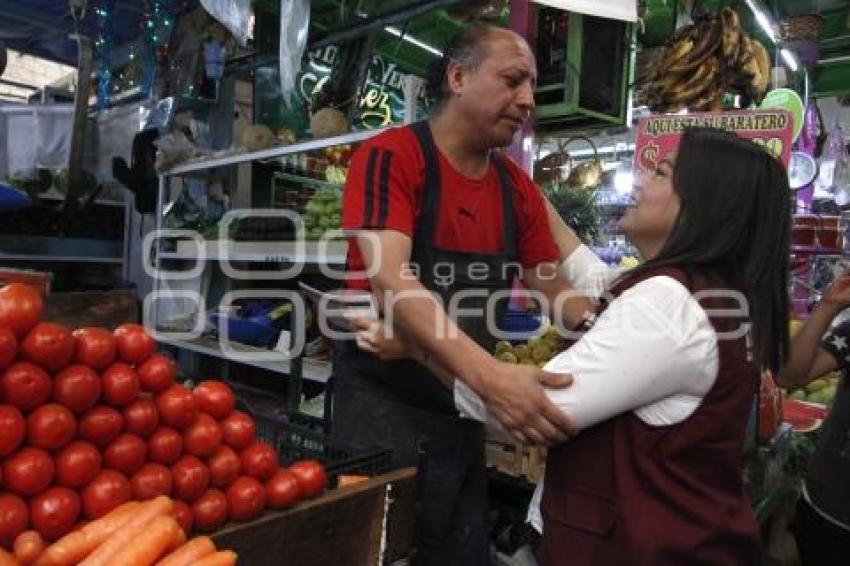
left=342, top=126, right=559, bottom=290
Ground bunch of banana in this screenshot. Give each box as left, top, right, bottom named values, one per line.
left=640, top=7, right=771, bottom=113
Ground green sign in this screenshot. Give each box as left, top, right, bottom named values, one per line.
left=256, top=46, right=429, bottom=138
left=759, top=88, right=804, bottom=143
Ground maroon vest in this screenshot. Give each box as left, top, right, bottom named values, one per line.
left=538, top=267, right=761, bottom=565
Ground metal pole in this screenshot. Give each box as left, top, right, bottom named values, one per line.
left=63, top=32, right=94, bottom=216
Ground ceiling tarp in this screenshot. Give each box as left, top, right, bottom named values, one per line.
left=531, top=0, right=637, bottom=22
left=0, top=0, right=195, bottom=66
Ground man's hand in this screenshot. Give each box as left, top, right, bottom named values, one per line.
left=481, top=361, right=578, bottom=445
left=346, top=312, right=410, bottom=361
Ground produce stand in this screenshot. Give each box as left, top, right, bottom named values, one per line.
left=212, top=467, right=417, bottom=566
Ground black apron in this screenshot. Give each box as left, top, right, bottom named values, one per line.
left=332, top=121, right=520, bottom=566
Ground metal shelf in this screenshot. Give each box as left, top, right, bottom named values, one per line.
left=158, top=240, right=348, bottom=264
left=273, top=172, right=342, bottom=191
left=164, top=128, right=387, bottom=177
left=157, top=334, right=332, bottom=383
left=0, top=253, right=123, bottom=264
left=0, top=235, right=124, bottom=264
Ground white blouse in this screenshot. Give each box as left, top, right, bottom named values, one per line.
left=452, top=245, right=721, bottom=532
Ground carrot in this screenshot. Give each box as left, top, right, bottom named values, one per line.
left=155, top=536, right=216, bottom=566
left=192, top=550, right=238, bottom=566
left=14, top=530, right=46, bottom=564
left=0, top=547, right=18, bottom=566
left=338, top=474, right=369, bottom=487
left=79, top=496, right=173, bottom=566
left=35, top=501, right=141, bottom=566
left=167, top=529, right=187, bottom=554
left=103, top=515, right=181, bottom=566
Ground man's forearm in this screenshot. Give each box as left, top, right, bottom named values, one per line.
left=370, top=274, right=496, bottom=394
left=522, top=264, right=595, bottom=329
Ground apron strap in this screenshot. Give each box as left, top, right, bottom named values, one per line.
left=410, top=121, right=441, bottom=246
left=492, top=153, right=517, bottom=260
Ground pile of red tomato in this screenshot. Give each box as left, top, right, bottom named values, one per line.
left=0, top=283, right=327, bottom=550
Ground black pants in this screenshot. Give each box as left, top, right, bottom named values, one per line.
left=792, top=497, right=850, bottom=566
left=332, top=355, right=492, bottom=566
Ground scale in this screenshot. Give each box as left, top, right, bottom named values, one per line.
left=788, top=151, right=818, bottom=191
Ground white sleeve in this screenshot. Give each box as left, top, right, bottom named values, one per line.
left=453, top=276, right=718, bottom=428
left=558, top=244, right=620, bottom=300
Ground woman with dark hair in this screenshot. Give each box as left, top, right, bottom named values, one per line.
left=352, top=127, right=791, bottom=563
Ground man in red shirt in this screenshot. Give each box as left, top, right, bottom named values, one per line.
left=333, top=24, right=590, bottom=565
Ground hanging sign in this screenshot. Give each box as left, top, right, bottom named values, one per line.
left=256, top=45, right=429, bottom=138
left=759, top=88, right=805, bottom=143
left=633, top=109, right=794, bottom=177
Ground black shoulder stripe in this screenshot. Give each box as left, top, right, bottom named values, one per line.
left=362, top=147, right=380, bottom=226
left=376, top=150, right=393, bottom=228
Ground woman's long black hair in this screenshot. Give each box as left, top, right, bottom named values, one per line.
left=626, top=127, right=790, bottom=373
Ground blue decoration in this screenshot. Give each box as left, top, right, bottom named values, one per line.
left=93, top=0, right=116, bottom=110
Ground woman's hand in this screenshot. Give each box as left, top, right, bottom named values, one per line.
left=821, top=273, right=850, bottom=312
left=345, top=312, right=410, bottom=361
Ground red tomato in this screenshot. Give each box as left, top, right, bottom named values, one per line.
left=265, top=469, right=302, bottom=510
left=221, top=411, right=255, bottom=450
left=103, top=433, right=147, bottom=476
left=207, top=445, right=241, bottom=488
left=147, top=427, right=183, bottom=465
left=54, top=441, right=101, bottom=488
left=0, top=493, right=28, bottom=549
left=122, top=398, right=159, bottom=438
left=240, top=441, right=278, bottom=482
left=171, top=500, right=193, bottom=535
left=3, top=447, right=54, bottom=497
left=0, top=327, right=16, bottom=369
left=183, top=413, right=222, bottom=458
left=20, top=322, right=74, bottom=372
left=52, top=365, right=101, bottom=415
left=130, top=463, right=173, bottom=501
left=101, top=363, right=140, bottom=407
left=136, top=354, right=176, bottom=393
left=112, top=324, right=156, bottom=365
left=72, top=327, right=116, bottom=370
left=193, top=381, right=235, bottom=420
left=288, top=460, right=327, bottom=499
left=29, top=487, right=80, bottom=541
left=156, top=385, right=198, bottom=430
left=226, top=476, right=266, bottom=521
left=80, top=470, right=131, bottom=520
left=171, top=455, right=210, bottom=502
left=27, top=404, right=76, bottom=450
left=0, top=361, right=52, bottom=412
left=77, top=406, right=123, bottom=448
left=0, top=404, right=24, bottom=456
left=191, top=489, right=228, bottom=532
left=0, top=283, right=43, bottom=338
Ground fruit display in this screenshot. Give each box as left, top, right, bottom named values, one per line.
left=781, top=371, right=840, bottom=407
left=492, top=325, right=566, bottom=367
left=640, top=7, right=771, bottom=112
left=0, top=283, right=329, bottom=554
left=302, top=189, right=343, bottom=240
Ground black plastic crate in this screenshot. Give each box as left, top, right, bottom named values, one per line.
left=250, top=411, right=392, bottom=479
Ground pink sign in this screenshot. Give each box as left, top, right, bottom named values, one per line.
left=634, top=110, right=794, bottom=176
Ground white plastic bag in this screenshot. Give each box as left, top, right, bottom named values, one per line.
left=200, top=0, right=251, bottom=47
left=279, top=0, right=310, bottom=107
